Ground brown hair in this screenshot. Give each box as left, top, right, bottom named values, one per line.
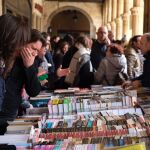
left=108, top=44, right=124, bottom=55
left=0, top=14, right=31, bottom=78
left=75, top=35, right=89, bottom=48
left=31, top=29, right=46, bottom=47
left=59, top=41, right=69, bottom=51
left=127, top=35, right=141, bottom=49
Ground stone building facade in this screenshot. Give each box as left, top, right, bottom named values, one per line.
left=41, top=0, right=145, bottom=39
left=42, top=1, right=102, bottom=38
left=0, top=0, right=150, bottom=40
left=103, top=0, right=144, bottom=40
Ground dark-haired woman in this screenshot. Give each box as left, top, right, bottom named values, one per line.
left=0, top=14, right=41, bottom=134
left=94, top=44, right=127, bottom=85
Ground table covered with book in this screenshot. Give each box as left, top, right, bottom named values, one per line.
left=1, top=86, right=150, bottom=150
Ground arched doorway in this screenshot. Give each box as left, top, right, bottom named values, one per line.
left=46, top=6, right=95, bottom=38
left=50, top=9, right=90, bottom=38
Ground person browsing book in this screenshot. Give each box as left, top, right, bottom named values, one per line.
left=0, top=14, right=42, bottom=134
left=122, top=33, right=150, bottom=89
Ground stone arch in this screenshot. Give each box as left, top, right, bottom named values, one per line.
left=45, top=6, right=96, bottom=38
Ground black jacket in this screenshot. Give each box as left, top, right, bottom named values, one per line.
left=91, top=40, right=108, bottom=70
left=62, top=46, right=78, bottom=68
left=77, top=60, right=94, bottom=88
left=134, top=51, right=150, bottom=87
left=53, top=46, right=78, bottom=89
left=0, top=57, right=41, bottom=122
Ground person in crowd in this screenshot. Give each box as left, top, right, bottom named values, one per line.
left=62, top=34, right=78, bottom=69
left=41, top=32, right=55, bottom=74
left=65, top=35, right=93, bottom=88
left=37, top=32, right=70, bottom=89
left=51, top=35, right=60, bottom=55
left=121, top=34, right=128, bottom=48
left=41, top=32, right=56, bottom=89
left=31, top=31, right=49, bottom=88
left=108, top=30, right=115, bottom=43
left=125, top=35, right=144, bottom=79
left=91, top=26, right=110, bottom=70
left=53, top=41, right=69, bottom=71
left=38, top=45, right=48, bottom=72
left=56, top=34, right=78, bottom=88
left=122, top=33, right=150, bottom=89
left=18, top=29, right=47, bottom=116
left=94, top=43, right=127, bottom=85
left=53, top=41, right=69, bottom=88
left=0, top=14, right=41, bottom=134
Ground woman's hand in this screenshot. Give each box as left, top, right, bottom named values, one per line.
left=132, top=80, right=142, bottom=89
left=20, top=47, right=37, bottom=68
left=122, top=80, right=132, bottom=89
left=37, top=67, right=47, bottom=77
left=57, top=65, right=70, bottom=77
left=122, top=80, right=141, bottom=90
left=40, top=79, right=48, bottom=86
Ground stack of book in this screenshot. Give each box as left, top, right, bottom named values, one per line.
left=27, top=88, right=150, bottom=149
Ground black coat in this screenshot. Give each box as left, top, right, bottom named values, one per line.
left=62, top=46, right=78, bottom=68
left=91, top=40, right=107, bottom=70
left=54, top=46, right=78, bottom=89
left=77, top=60, right=94, bottom=88
left=135, top=51, right=150, bottom=87
left=0, top=57, right=41, bottom=122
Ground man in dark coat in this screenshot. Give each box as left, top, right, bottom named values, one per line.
left=90, top=26, right=110, bottom=70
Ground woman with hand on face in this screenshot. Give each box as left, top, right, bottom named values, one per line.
left=0, top=14, right=41, bottom=134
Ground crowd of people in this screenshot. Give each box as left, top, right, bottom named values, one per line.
left=0, top=13, right=150, bottom=134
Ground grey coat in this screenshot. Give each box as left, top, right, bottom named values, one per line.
left=94, top=54, right=127, bottom=85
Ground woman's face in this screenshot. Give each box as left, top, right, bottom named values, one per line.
left=46, top=36, right=51, bottom=49
left=27, top=40, right=42, bottom=56
left=38, top=46, right=47, bottom=57
left=62, top=44, right=69, bottom=54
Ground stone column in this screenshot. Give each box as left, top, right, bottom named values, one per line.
left=37, top=17, right=41, bottom=31
left=41, top=17, right=43, bottom=31
left=122, top=14, right=130, bottom=38
left=38, top=18, right=41, bottom=31
left=134, top=0, right=142, bottom=6
left=110, top=21, right=116, bottom=39
left=103, top=1, right=107, bottom=25
left=122, top=0, right=130, bottom=40
left=112, top=0, right=117, bottom=20
left=106, top=23, right=111, bottom=31
left=116, top=17, right=122, bottom=39
left=32, top=13, right=37, bottom=29
left=117, top=0, right=124, bottom=18
left=106, top=0, right=109, bottom=23
left=108, top=0, right=112, bottom=23
left=111, top=0, right=117, bottom=40
left=0, top=0, right=2, bottom=15
left=144, top=0, right=150, bottom=33
left=116, top=0, right=124, bottom=39
left=131, top=0, right=144, bottom=36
